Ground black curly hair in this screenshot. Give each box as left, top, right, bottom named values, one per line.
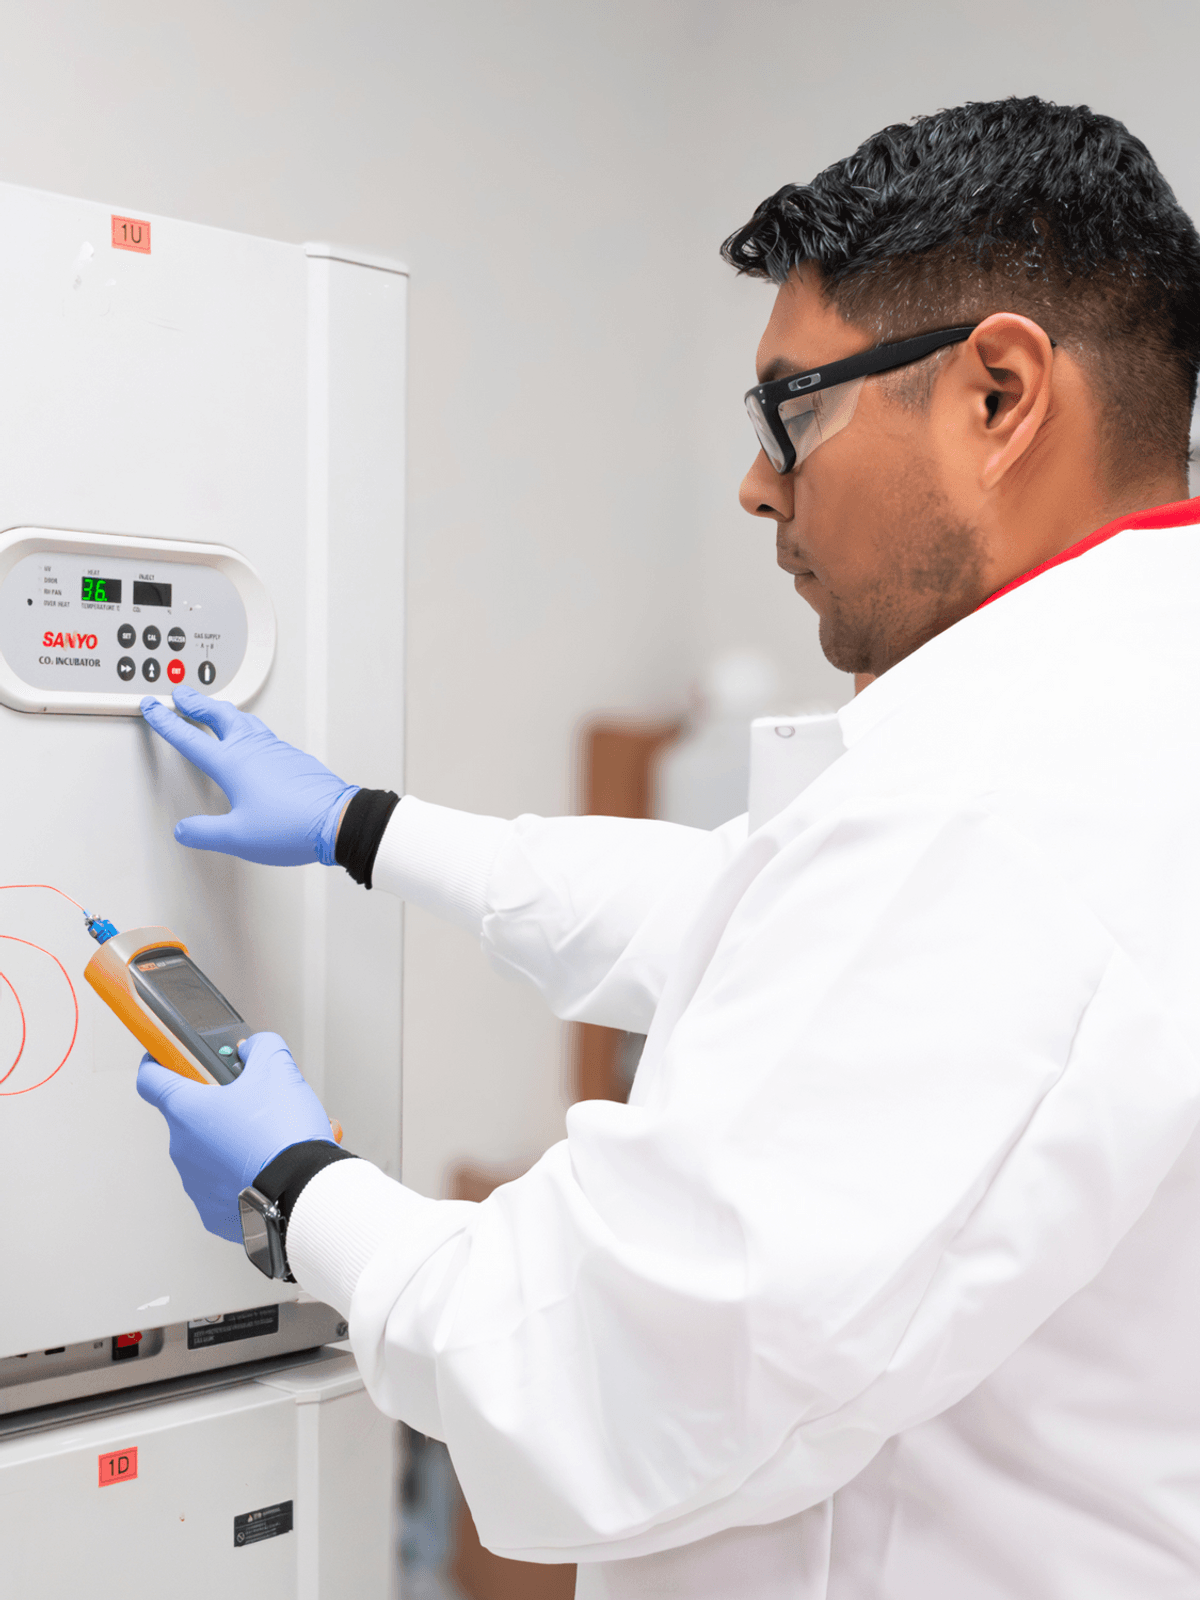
left=722, top=98, right=1200, bottom=482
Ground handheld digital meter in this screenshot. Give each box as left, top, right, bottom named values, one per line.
left=83, top=917, right=250, bottom=1086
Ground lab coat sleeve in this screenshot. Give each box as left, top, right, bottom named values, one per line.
left=371, top=795, right=748, bottom=1030
left=288, top=797, right=1200, bottom=1562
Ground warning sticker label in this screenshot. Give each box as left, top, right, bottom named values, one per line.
left=234, top=1500, right=293, bottom=1547
left=186, top=1304, right=279, bottom=1350
left=111, top=214, right=151, bottom=254
left=98, top=1446, right=138, bottom=1487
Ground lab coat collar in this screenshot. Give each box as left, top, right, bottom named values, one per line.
left=978, top=493, right=1200, bottom=610
left=838, top=493, right=1200, bottom=750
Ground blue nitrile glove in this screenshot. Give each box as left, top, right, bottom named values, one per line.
left=136, top=1033, right=336, bottom=1243
left=140, top=686, right=358, bottom=866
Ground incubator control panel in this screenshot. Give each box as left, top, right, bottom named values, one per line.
left=0, top=529, right=275, bottom=714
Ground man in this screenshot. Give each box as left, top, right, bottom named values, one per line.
left=138, top=97, right=1200, bottom=1597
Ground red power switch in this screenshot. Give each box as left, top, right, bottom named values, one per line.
left=112, top=1331, right=143, bottom=1362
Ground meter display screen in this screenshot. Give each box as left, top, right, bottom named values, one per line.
left=136, top=955, right=241, bottom=1032
left=133, top=581, right=172, bottom=608
left=80, top=576, right=122, bottom=604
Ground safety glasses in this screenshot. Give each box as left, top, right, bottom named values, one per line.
left=745, top=325, right=978, bottom=475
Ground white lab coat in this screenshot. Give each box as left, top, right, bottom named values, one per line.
left=289, top=514, right=1200, bottom=1598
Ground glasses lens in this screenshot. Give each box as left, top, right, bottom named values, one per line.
left=746, top=392, right=787, bottom=473
left=777, top=375, right=865, bottom=469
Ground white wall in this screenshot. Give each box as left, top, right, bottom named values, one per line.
left=0, top=0, right=1194, bottom=1194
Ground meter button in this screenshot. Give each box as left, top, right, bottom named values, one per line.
left=218, top=1045, right=234, bottom=1056
left=141, top=658, right=161, bottom=684
left=197, top=660, right=216, bottom=686
left=142, top=626, right=161, bottom=650
left=116, top=657, right=136, bottom=682
left=117, top=624, right=136, bottom=648
left=167, top=626, right=186, bottom=651
left=167, top=659, right=185, bottom=685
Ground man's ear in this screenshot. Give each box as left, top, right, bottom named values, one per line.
left=960, top=313, right=1056, bottom=491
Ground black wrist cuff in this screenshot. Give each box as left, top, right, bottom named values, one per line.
left=336, top=788, right=401, bottom=889
left=254, top=1140, right=359, bottom=1226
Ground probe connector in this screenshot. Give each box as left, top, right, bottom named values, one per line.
left=83, top=909, right=119, bottom=945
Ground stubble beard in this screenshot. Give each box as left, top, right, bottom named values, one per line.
left=816, top=484, right=987, bottom=678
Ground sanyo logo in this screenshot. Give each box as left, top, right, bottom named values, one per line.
left=42, top=631, right=99, bottom=650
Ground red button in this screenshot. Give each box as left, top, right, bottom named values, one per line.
left=167, top=659, right=185, bottom=684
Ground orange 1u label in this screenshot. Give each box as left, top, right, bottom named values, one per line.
left=111, top=215, right=150, bottom=254
left=98, top=1446, right=138, bottom=1487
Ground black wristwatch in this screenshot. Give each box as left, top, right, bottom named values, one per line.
left=238, top=1140, right=358, bottom=1281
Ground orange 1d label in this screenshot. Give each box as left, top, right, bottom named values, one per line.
left=111, top=215, right=150, bottom=254
left=98, top=1446, right=138, bottom=1487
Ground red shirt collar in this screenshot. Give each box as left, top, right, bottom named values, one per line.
left=978, top=494, right=1200, bottom=610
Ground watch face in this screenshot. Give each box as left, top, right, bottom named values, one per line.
left=239, top=1188, right=285, bottom=1279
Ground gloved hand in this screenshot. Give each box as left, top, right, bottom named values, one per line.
left=140, top=686, right=358, bottom=866
left=137, top=1033, right=337, bottom=1243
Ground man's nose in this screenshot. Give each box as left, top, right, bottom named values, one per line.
left=739, top=448, right=794, bottom=522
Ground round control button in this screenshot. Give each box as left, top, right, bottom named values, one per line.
left=116, top=656, right=136, bottom=682
left=142, top=626, right=161, bottom=650
left=117, top=623, right=136, bottom=648
left=141, top=657, right=161, bottom=683
left=218, top=1045, right=234, bottom=1056
left=167, top=626, right=186, bottom=652
left=167, top=658, right=185, bottom=685
left=197, top=659, right=216, bottom=686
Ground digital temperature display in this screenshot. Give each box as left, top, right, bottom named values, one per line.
left=133, top=581, right=172, bottom=608
left=80, top=576, right=122, bottom=605
left=136, top=955, right=242, bottom=1032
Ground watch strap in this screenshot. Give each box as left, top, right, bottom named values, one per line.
left=336, top=788, right=401, bottom=889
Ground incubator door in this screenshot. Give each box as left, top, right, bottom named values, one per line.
left=0, top=184, right=406, bottom=1375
